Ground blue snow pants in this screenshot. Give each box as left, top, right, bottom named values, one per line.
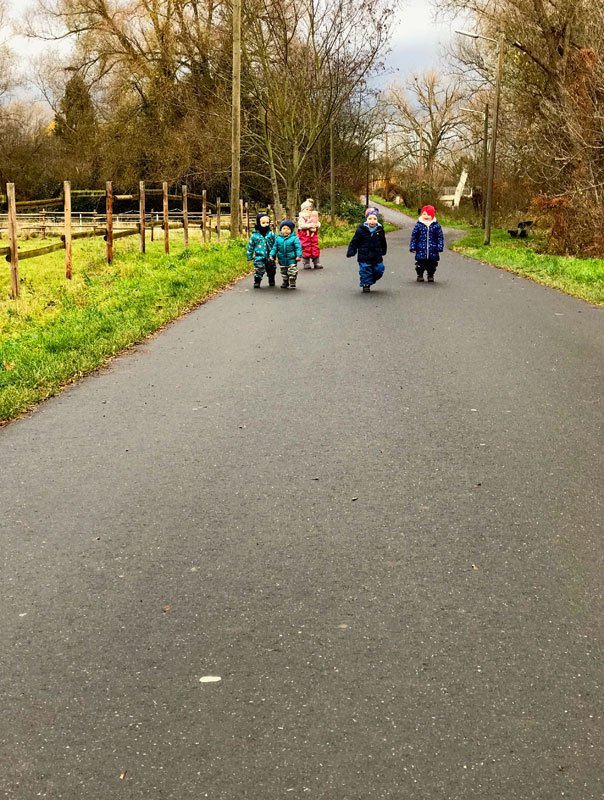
left=359, top=261, right=385, bottom=288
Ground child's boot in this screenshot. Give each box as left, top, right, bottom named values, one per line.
left=253, top=275, right=261, bottom=288
left=312, top=258, right=323, bottom=269
left=289, top=275, right=297, bottom=289
left=302, top=257, right=311, bottom=269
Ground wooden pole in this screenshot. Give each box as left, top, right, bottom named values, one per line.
left=230, top=0, right=241, bottom=239
left=41, top=209, right=47, bottom=240
left=484, top=34, right=504, bottom=246
left=202, top=189, right=207, bottom=244
left=330, top=119, right=336, bottom=224
left=150, top=210, right=154, bottom=241
left=64, top=181, right=72, bottom=279
left=163, top=181, right=169, bottom=254
left=7, top=183, right=19, bottom=298
left=106, top=181, right=114, bottom=264
left=245, top=202, right=250, bottom=236
left=482, top=103, right=489, bottom=230
left=239, top=198, right=244, bottom=236
left=216, top=197, right=221, bottom=243
left=182, top=185, right=189, bottom=249
left=139, top=181, right=146, bottom=253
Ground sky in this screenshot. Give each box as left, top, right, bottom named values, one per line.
left=5, top=0, right=457, bottom=104
left=384, top=0, right=456, bottom=81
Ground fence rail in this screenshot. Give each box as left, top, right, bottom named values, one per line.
left=2, top=181, right=279, bottom=298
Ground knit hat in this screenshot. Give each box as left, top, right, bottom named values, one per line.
left=255, top=212, right=271, bottom=233
left=365, top=206, right=379, bottom=218
left=421, top=205, right=435, bottom=219
left=280, top=219, right=295, bottom=232
left=300, top=198, right=314, bottom=211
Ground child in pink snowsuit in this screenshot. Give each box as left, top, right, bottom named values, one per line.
left=297, top=199, right=323, bottom=269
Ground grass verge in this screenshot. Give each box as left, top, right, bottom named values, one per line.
left=0, top=221, right=374, bottom=423
left=452, top=228, right=604, bottom=306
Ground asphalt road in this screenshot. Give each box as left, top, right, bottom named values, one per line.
left=1, top=204, right=603, bottom=799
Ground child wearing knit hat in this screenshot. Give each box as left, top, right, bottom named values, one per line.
left=346, top=207, right=388, bottom=292
left=409, top=205, right=444, bottom=282
left=270, top=219, right=303, bottom=289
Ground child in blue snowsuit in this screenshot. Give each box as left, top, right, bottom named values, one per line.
left=346, top=207, right=387, bottom=292
left=409, top=205, right=444, bottom=282
left=270, top=219, right=302, bottom=289
left=247, top=212, right=277, bottom=287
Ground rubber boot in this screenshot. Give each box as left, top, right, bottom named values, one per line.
left=313, top=258, right=323, bottom=269
left=289, top=275, right=297, bottom=289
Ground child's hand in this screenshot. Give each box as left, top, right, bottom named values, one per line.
left=296, top=257, right=301, bottom=262
left=410, top=250, right=415, bottom=254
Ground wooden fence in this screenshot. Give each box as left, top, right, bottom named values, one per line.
left=1, top=182, right=277, bottom=298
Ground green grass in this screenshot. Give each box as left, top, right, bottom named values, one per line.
left=452, top=228, right=604, bottom=306
left=0, top=231, right=252, bottom=422
left=0, top=221, right=376, bottom=423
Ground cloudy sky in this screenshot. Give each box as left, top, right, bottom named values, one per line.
left=6, top=0, right=456, bottom=103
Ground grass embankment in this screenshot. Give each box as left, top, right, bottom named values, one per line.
left=0, top=221, right=364, bottom=423
left=451, top=228, right=604, bottom=306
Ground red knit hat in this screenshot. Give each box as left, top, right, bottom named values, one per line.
left=421, top=205, right=435, bottom=219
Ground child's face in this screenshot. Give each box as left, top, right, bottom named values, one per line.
left=281, top=225, right=292, bottom=236
left=421, top=212, right=433, bottom=222
left=366, top=214, right=378, bottom=226
left=260, top=215, right=270, bottom=227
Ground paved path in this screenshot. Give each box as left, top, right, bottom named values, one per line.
left=1, top=205, right=603, bottom=799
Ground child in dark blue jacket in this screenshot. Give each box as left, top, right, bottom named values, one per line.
left=346, top=207, right=387, bottom=292
left=409, top=205, right=444, bottom=282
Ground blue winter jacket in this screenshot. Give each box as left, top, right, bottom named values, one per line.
left=346, top=222, right=387, bottom=264
left=247, top=229, right=276, bottom=263
left=270, top=232, right=302, bottom=265
left=409, top=219, right=444, bottom=261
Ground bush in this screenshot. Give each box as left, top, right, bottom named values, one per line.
left=533, top=196, right=604, bottom=258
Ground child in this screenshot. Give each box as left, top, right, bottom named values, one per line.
left=409, top=205, right=444, bottom=282
left=270, top=219, right=302, bottom=289
left=246, top=212, right=276, bottom=288
left=298, top=198, right=323, bottom=269
left=346, top=207, right=387, bottom=292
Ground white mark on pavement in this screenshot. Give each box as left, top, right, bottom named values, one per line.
left=200, top=676, right=222, bottom=683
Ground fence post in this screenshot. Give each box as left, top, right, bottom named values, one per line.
left=245, top=202, right=250, bottom=236
left=106, top=181, right=114, bottom=264
left=182, top=185, right=189, bottom=249
left=139, top=181, right=146, bottom=253
left=150, top=209, right=154, bottom=241
left=41, top=209, right=47, bottom=240
left=202, top=189, right=207, bottom=244
left=163, top=181, right=169, bottom=254
left=216, top=197, right=221, bottom=242
left=208, top=212, right=212, bottom=242
left=239, top=199, right=244, bottom=236
left=64, top=181, right=72, bottom=279
left=7, top=183, right=19, bottom=298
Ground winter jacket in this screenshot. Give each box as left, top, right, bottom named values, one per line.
left=246, top=229, right=276, bottom=263
left=298, top=210, right=320, bottom=231
left=346, top=222, right=387, bottom=264
left=270, top=232, right=302, bottom=265
left=409, top=219, right=444, bottom=261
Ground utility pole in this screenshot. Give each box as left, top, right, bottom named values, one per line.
left=456, top=30, right=505, bottom=244
left=330, top=119, right=335, bottom=224
left=418, top=125, right=424, bottom=212
left=230, top=0, right=241, bottom=240
left=484, top=34, right=504, bottom=245
left=365, top=148, right=370, bottom=206
left=482, top=103, right=489, bottom=229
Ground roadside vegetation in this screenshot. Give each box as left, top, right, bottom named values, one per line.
left=451, top=229, right=604, bottom=306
